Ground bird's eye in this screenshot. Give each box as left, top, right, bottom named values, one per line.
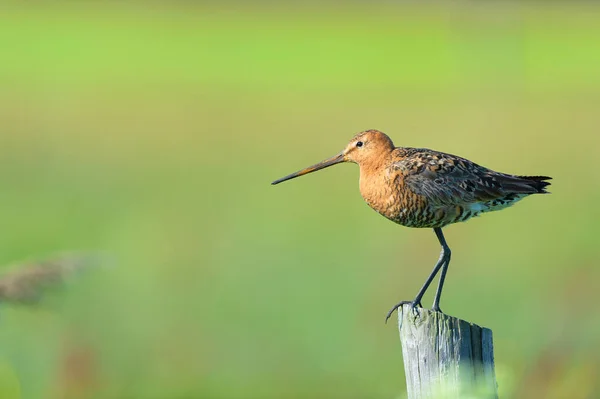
left=356, top=141, right=363, bottom=148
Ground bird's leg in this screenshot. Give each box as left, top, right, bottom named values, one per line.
left=385, top=241, right=447, bottom=323
left=431, top=228, right=451, bottom=313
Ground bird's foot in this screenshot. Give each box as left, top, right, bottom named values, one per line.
left=385, top=300, right=422, bottom=324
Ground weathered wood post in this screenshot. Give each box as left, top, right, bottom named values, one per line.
left=398, top=304, right=498, bottom=399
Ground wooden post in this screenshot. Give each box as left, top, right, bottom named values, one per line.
left=398, top=304, right=498, bottom=399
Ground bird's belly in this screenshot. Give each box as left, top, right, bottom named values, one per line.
left=364, top=193, right=481, bottom=228
left=359, top=178, right=491, bottom=228
left=363, top=182, right=529, bottom=228
left=362, top=190, right=447, bottom=228
left=387, top=206, right=458, bottom=228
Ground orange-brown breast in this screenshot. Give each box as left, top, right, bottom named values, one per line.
left=358, top=152, right=468, bottom=228
left=358, top=161, right=434, bottom=227
left=359, top=167, right=394, bottom=219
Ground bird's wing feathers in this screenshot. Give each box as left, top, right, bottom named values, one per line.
left=392, top=148, right=537, bottom=206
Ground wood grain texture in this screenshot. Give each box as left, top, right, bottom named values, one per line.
left=398, top=305, right=498, bottom=399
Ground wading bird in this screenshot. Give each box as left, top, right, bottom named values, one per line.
left=272, top=130, right=551, bottom=322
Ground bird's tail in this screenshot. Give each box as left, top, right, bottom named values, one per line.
left=515, top=175, right=552, bottom=194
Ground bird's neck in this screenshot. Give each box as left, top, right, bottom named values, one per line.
left=358, top=153, right=390, bottom=179
left=358, top=154, right=393, bottom=210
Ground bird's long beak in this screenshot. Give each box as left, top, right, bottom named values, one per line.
left=271, top=153, right=345, bottom=185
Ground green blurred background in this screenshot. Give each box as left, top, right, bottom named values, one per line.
left=0, top=2, right=599, bottom=398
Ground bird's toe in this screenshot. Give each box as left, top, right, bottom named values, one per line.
left=385, top=300, right=421, bottom=323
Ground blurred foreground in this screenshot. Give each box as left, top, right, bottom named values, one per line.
left=0, top=2, right=599, bottom=398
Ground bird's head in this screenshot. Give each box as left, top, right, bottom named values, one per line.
left=271, top=129, right=395, bottom=185
left=342, top=129, right=395, bottom=165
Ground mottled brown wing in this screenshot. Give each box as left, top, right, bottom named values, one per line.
left=392, top=149, right=510, bottom=206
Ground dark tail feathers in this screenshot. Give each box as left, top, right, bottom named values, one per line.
left=517, top=175, right=552, bottom=193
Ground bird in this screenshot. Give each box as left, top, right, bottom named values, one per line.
left=0, top=252, right=106, bottom=304
left=272, top=129, right=551, bottom=322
